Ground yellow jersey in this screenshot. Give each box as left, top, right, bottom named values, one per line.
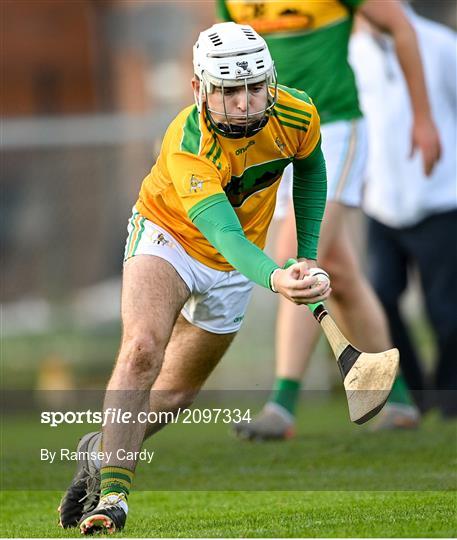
left=136, top=85, right=321, bottom=271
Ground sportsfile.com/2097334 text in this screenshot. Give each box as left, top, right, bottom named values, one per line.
left=40, top=408, right=252, bottom=427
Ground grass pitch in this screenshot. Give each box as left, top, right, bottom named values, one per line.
left=1, top=397, right=456, bottom=537
left=1, top=490, right=455, bottom=537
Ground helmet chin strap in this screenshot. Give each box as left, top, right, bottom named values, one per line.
left=203, top=76, right=274, bottom=139
left=245, top=79, right=250, bottom=138
left=195, top=78, right=205, bottom=113
left=220, top=79, right=232, bottom=135
left=215, top=116, right=268, bottom=138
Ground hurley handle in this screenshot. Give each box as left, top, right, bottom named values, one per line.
left=284, top=258, right=327, bottom=320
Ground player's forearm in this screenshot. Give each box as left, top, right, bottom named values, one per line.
left=391, top=21, right=432, bottom=122
left=191, top=200, right=279, bottom=289
left=360, top=0, right=432, bottom=123
left=293, top=144, right=327, bottom=261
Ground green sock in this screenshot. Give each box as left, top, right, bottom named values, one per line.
left=100, top=466, right=134, bottom=500
left=270, top=377, right=301, bottom=416
left=388, top=374, right=414, bottom=406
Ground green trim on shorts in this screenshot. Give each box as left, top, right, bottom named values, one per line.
left=131, top=217, right=146, bottom=257
left=124, top=211, right=139, bottom=260
left=124, top=212, right=145, bottom=261
left=333, top=120, right=357, bottom=200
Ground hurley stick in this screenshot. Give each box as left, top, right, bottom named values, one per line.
left=286, top=260, right=399, bottom=424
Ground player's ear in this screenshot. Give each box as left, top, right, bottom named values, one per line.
left=191, top=76, right=205, bottom=110
left=191, top=77, right=200, bottom=94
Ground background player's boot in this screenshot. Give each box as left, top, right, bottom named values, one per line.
left=370, top=376, right=420, bottom=431
left=79, top=493, right=127, bottom=535
left=58, top=431, right=101, bottom=528
left=369, top=403, right=420, bottom=431
left=233, top=402, right=295, bottom=441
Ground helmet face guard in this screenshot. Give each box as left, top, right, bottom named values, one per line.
left=193, top=23, right=278, bottom=139
left=201, top=70, right=278, bottom=139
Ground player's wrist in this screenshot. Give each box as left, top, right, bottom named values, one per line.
left=297, top=257, right=317, bottom=268
left=269, top=268, right=281, bottom=293
left=413, top=111, right=433, bottom=126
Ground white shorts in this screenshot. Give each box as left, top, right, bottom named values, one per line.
left=275, top=118, right=368, bottom=219
left=123, top=209, right=253, bottom=334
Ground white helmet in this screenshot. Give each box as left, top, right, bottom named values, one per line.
left=193, top=22, right=277, bottom=138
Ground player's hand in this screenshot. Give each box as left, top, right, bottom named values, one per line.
left=272, top=261, right=331, bottom=305
left=410, top=115, right=441, bottom=176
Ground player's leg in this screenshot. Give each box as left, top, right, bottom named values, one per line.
left=80, top=318, right=236, bottom=455
left=411, top=210, right=457, bottom=418
left=101, top=253, right=190, bottom=451
left=322, top=210, right=392, bottom=353
left=367, top=216, right=427, bottom=414
left=60, top=254, right=190, bottom=531
left=144, top=314, right=236, bottom=439
left=71, top=232, right=251, bottom=531
left=61, top=315, right=234, bottom=533
left=89, top=317, right=236, bottom=528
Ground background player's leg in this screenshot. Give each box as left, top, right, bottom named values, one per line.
left=274, top=203, right=321, bottom=382
left=144, top=315, right=236, bottom=439
left=234, top=202, right=342, bottom=440
left=412, top=211, right=457, bottom=418
left=237, top=201, right=401, bottom=440
left=274, top=201, right=392, bottom=376
left=276, top=201, right=393, bottom=376
left=367, top=217, right=426, bottom=410
left=323, top=208, right=392, bottom=353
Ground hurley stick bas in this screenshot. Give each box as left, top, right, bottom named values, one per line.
left=286, top=260, right=399, bottom=424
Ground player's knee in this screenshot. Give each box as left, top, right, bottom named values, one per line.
left=119, top=334, right=166, bottom=376
left=321, top=257, right=352, bottom=298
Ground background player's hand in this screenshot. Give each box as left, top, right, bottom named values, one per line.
left=272, top=261, right=331, bottom=305
left=411, top=115, right=441, bottom=176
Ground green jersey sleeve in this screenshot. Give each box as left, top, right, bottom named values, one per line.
left=191, top=196, right=279, bottom=290
left=215, top=0, right=232, bottom=21
left=293, top=139, right=327, bottom=261
left=339, top=0, right=365, bottom=9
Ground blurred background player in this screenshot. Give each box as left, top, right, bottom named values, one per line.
left=58, top=22, right=332, bottom=534
left=351, top=6, right=457, bottom=424
left=217, top=0, right=442, bottom=440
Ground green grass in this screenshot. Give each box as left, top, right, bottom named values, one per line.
left=0, top=490, right=455, bottom=537
left=1, top=397, right=456, bottom=537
